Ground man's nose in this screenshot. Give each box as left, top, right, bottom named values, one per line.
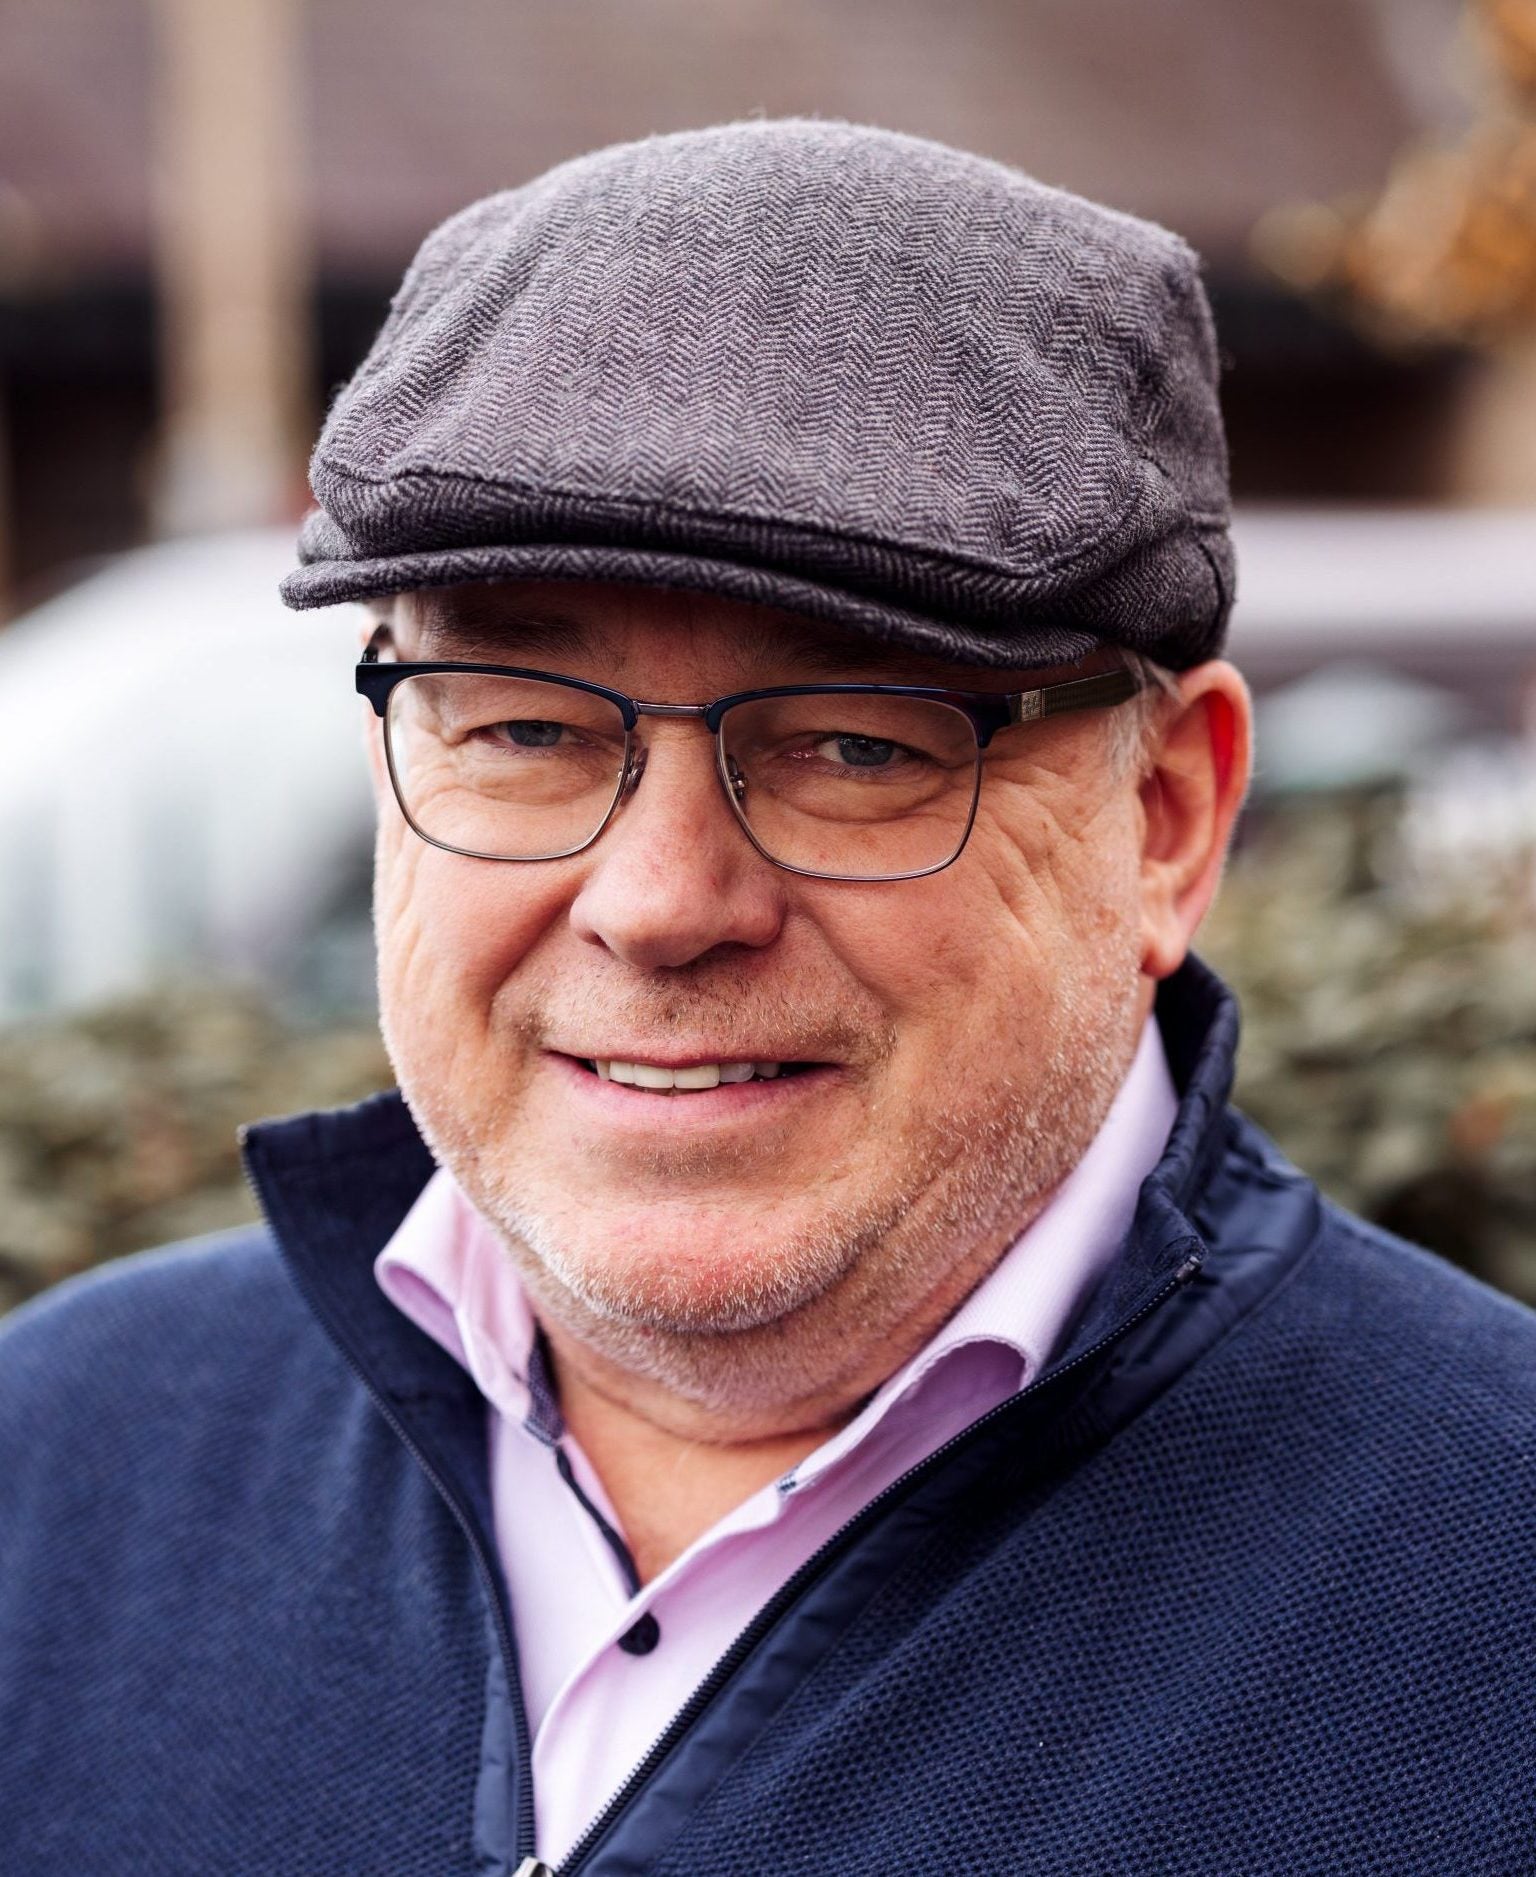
left=568, top=729, right=788, bottom=968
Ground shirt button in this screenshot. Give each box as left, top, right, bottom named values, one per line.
left=618, top=1612, right=661, bottom=1656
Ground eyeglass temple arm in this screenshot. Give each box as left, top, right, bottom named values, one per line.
left=1007, top=665, right=1143, bottom=726
left=353, top=624, right=1143, bottom=735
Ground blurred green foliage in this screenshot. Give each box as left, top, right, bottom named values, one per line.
left=0, top=993, right=389, bottom=1316
left=1203, top=797, right=1536, bottom=1305
left=1, top=796, right=1532, bottom=1318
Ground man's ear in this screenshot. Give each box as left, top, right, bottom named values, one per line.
left=358, top=598, right=395, bottom=653
left=1137, top=659, right=1253, bottom=981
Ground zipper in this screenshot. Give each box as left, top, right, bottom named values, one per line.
left=553, top=1246, right=1205, bottom=1875
left=238, top=1138, right=539, bottom=1864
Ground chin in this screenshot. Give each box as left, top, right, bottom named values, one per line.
left=496, top=1191, right=870, bottom=1338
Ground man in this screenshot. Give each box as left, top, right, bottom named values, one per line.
left=2, top=120, right=1532, bottom=1875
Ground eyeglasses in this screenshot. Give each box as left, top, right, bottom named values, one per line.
left=356, top=634, right=1143, bottom=883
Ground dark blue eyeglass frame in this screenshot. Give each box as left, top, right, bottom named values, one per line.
left=355, top=629, right=1144, bottom=880
left=356, top=636, right=1142, bottom=745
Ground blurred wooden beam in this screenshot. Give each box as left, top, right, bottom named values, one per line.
left=0, top=382, right=11, bottom=620
left=1449, top=339, right=1536, bottom=498
left=151, top=0, right=311, bottom=534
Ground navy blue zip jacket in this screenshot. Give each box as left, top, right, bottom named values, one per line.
left=3, top=959, right=1534, bottom=1874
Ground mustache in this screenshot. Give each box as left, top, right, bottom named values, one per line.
left=511, top=962, right=896, bottom=1066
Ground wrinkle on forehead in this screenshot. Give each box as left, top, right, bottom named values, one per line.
left=396, top=580, right=1105, bottom=691
left=402, top=588, right=597, bottom=665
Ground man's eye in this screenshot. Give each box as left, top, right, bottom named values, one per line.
left=489, top=719, right=568, bottom=748
left=810, top=733, right=907, bottom=770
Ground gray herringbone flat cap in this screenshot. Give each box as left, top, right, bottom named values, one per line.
left=283, top=118, right=1233, bottom=670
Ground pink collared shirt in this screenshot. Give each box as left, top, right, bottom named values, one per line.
left=376, top=1019, right=1177, bottom=1865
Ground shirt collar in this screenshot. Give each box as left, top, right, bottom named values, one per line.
left=376, top=1170, right=541, bottom=1428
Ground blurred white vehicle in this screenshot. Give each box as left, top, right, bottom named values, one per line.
left=0, top=531, right=374, bottom=1019
left=1228, top=507, right=1536, bottom=730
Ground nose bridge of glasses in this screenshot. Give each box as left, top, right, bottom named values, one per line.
left=617, top=704, right=725, bottom=807
left=622, top=701, right=725, bottom=792
left=632, top=701, right=712, bottom=719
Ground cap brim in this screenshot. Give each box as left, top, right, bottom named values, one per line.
left=279, top=539, right=1101, bottom=672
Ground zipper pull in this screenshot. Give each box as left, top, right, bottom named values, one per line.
left=513, top=1861, right=559, bottom=1877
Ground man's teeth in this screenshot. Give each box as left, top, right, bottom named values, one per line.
left=594, top=1060, right=785, bottom=1089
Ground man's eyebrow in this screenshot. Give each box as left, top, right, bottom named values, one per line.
left=411, top=608, right=596, bottom=665
left=733, top=618, right=949, bottom=681
left=736, top=619, right=1066, bottom=688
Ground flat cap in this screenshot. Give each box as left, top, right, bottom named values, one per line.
left=283, top=118, right=1233, bottom=670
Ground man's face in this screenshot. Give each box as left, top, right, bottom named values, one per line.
left=370, top=581, right=1155, bottom=1416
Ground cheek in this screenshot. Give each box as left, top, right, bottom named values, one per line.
left=374, top=817, right=572, bottom=1051
left=865, top=789, right=1142, bottom=1067
left=973, top=773, right=1143, bottom=939
left=806, top=870, right=1029, bottom=1104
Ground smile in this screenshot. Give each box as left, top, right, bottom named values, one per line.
left=580, top=1058, right=815, bottom=1091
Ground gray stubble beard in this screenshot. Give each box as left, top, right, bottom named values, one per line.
left=404, top=913, right=1148, bottom=1424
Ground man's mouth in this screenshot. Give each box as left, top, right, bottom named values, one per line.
left=576, top=1057, right=819, bottom=1092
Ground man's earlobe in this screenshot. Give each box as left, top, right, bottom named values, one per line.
left=1137, top=661, right=1252, bottom=980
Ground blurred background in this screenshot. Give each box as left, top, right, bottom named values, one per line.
left=1, top=0, right=1533, bottom=1313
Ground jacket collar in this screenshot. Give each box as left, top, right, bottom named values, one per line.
left=240, top=1089, right=500, bottom=1596
left=1039, top=954, right=1238, bottom=1363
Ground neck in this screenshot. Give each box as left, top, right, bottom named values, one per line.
left=535, top=1214, right=1023, bottom=1581
left=545, top=1327, right=852, bottom=1582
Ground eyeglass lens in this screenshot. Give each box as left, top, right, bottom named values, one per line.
left=716, top=690, right=980, bottom=878
left=383, top=673, right=982, bottom=878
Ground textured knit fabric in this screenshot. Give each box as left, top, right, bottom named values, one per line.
left=281, top=119, right=1233, bottom=673
left=0, top=1235, right=490, bottom=1875
left=3, top=961, right=1534, bottom=1876
left=373, top=1020, right=1176, bottom=1863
